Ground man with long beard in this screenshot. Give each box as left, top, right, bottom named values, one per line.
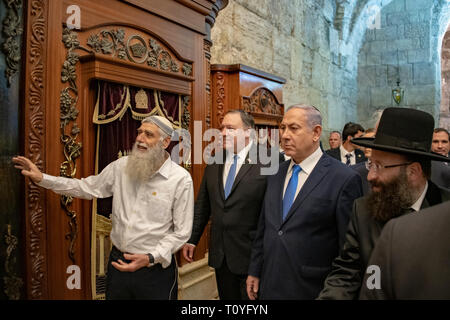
left=12, top=115, right=194, bottom=300
left=317, top=107, right=450, bottom=300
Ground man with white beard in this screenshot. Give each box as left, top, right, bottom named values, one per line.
left=12, top=115, right=194, bottom=300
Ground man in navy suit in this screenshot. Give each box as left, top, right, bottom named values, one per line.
left=246, top=105, right=363, bottom=300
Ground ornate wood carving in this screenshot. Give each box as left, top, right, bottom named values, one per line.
left=3, top=224, right=23, bottom=300
left=242, top=87, right=283, bottom=116
left=204, top=40, right=212, bottom=128
left=215, top=71, right=225, bottom=126
left=85, top=28, right=193, bottom=77
left=27, top=0, right=46, bottom=299
left=1, top=0, right=23, bottom=86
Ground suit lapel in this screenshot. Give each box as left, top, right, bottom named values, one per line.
left=282, top=155, right=331, bottom=225
left=278, top=161, right=290, bottom=226
left=225, top=144, right=258, bottom=199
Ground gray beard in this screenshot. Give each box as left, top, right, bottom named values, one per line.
left=125, top=142, right=166, bottom=182
left=367, top=168, right=415, bottom=223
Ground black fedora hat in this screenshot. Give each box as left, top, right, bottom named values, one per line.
left=351, top=107, right=449, bottom=162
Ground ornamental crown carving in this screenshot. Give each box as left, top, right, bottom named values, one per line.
left=242, top=87, right=283, bottom=116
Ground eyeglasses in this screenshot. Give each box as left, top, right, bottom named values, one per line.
left=365, top=159, right=413, bottom=173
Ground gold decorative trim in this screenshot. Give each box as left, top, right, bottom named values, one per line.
left=60, top=28, right=83, bottom=263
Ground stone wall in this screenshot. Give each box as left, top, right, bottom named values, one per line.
left=210, top=0, right=359, bottom=145
left=357, top=0, right=450, bottom=130
left=211, top=0, right=450, bottom=141
left=440, top=26, right=450, bottom=129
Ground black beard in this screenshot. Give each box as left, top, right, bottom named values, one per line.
left=367, top=168, right=415, bottom=223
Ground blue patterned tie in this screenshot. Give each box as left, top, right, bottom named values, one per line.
left=282, top=164, right=301, bottom=220
left=224, top=154, right=238, bottom=199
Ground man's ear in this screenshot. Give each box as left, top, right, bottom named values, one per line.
left=162, top=136, right=171, bottom=149
left=312, top=125, right=322, bottom=142
left=407, top=162, right=421, bottom=179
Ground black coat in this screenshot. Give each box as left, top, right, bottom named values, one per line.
left=359, top=200, right=450, bottom=299
left=317, top=181, right=450, bottom=299
left=188, top=144, right=284, bottom=275
left=431, top=160, right=450, bottom=190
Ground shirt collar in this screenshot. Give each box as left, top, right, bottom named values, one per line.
left=155, top=152, right=172, bottom=179
left=410, top=181, right=428, bottom=212
left=227, top=141, right=253, bottom=163
left=340, top=145, right=354, bottom=158
left=288, top=146, right=323, bottom=175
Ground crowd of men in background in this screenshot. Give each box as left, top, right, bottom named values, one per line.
left=13, top=106, right=450, bottom=300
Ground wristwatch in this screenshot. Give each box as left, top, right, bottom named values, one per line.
left=147, top=253, right=154, bottom=267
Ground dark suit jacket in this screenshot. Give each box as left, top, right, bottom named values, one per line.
left=431, top=160, right=450, bottom=190
left=326, top=147, right=366, bottom=164
left=350, top=162, right=369, bottom=196
left=318, top=181, right=450, bottom=299
left=360, top=200, right=450, bottom=299
left=188, top=144, right=284, bottom=275
left=247, top=153, right=363, bottom=299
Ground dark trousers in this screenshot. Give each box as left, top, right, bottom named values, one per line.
left=106, top=246, right=178, bottom=300
left=215, top=258, right=249, bottom=300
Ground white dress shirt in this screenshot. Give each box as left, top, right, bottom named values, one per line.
left=283, top=146, right=323, bottom=199
left=223, top=141, right=253, bottom=186
left=410, top=181, right=428, bottom=212
left=37, top=155, right=194, bottom=268
left=340, top=145, right=356, bottom=165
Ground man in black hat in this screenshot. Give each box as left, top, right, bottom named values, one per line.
left=317, top=107, right=450, bottom=300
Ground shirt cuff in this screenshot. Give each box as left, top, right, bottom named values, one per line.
left=36, top=173, right=56, bottom=188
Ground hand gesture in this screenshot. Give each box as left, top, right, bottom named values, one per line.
left=111, top=253, right=150, bottom=272
left=182, top=243, right=196, bottom=263
left=12, top=156, right=43, bottom=183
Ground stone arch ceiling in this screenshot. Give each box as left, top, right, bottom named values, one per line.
left=337, top=0, right=450, bottom=70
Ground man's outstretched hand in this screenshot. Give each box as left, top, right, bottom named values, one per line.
left=12, top=156, right=43, bottom=183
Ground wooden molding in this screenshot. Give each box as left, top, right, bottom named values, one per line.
left=24, top=0, right=48, bottom=299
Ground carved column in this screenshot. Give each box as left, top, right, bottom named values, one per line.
left=204, top=0, right=228, bottom=129
left=23, top=0, right=48, bottom=299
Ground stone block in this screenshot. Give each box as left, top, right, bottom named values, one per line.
left=385, top=0, right=405, bottom=13
left=403, top=23, right=429, bottom=39
left=370, top=40, right=387, bottom=53
left=375, top=65, right=388, bottom=87
left=357, top=66, right=376, bottom=86
left=381, top=50, right=398, bottom=65
left=366, top=52, right=381, bottom=66
left=413, top=62, right=436, bottom=85
left=370, top=87, right=392, bottom=107
left=386, top=12, right=410, bottom=26
left=405, top=0, right=432, bottom=11
left=407, top=48, right=430, bottom=64
left=290, top=41, right=304, bottom=81
left=404, top=85, right=435, bottom=105
left=375, top=25, right=402, bottom=41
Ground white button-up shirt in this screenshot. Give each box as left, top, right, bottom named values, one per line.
left=38, top=156, right=194, bottom=268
